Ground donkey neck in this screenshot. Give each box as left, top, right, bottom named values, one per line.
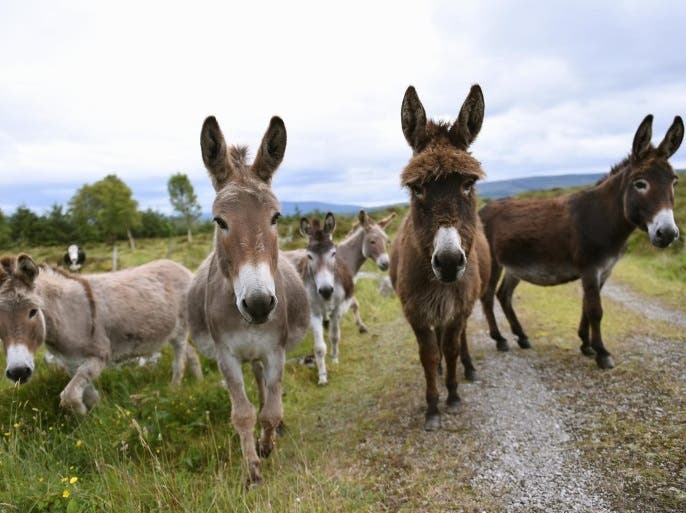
left=337, top=228, right=367, bottom=275
left=574, top=170, right=635, bottom=255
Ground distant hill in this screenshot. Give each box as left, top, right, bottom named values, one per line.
left=478, top=173, right=605, bottom=199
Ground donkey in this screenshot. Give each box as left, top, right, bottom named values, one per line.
left=337, top=210, right=396, bottom=333
left=0, top=256, right=202, bottom=414
left=187, top=115, right=310, bottom=485
left=390, top=85, right=491, bottom=431
left=480, top=115, right=683, bottom=369
left=287, top=213, right=354, bottom=385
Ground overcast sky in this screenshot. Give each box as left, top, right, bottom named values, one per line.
left=1, top=0, right=685, bottom=213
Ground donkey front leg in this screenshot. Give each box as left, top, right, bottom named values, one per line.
left=311, top=313, right=328, bottom=385
left=60, top=357, right=107, bottom=415
left=256, top=348, right=286, bottom=459
left=350, top=296, right=368, bottom=333
left=411, top=323, right=441, bottom=431
left=581, top=274, right=614, bottom=369
left=440, top=321, right=463, bottom=414
left=217, top=352, right=261, bottom=485
left=329, top=310, right=342, bottom=364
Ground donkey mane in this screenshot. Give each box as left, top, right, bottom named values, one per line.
left=595, top=154, right=632, bottom=185
left=401, top=120, right=485, bottom=186
left=39, top=264, right=97, bottom=337
left=229, top=145, right=250, bottom=172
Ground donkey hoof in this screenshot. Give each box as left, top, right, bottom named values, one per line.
left=580, top=345, right=596, bottom=357
left=60, top=394, right=87, bottom=416
left=517, top=338, right=532, bottom=349
left=276, top=421, right=287, bottom=436
left=331, top=357, right=339, bottom=365
left=257, top=442, right=273, bottom=459
left=464, top=367, right=477, bottom=382
left=596, top=355, right=615, bottom=369
left=446, top=398, right=462, bottom=414
left=318, top=375, right=328, bottom=386
left=496, top=339, right=510, bottom=352
left=424, top=413, right=441, bottom=432
left=358, top=325, right=369, bottom=334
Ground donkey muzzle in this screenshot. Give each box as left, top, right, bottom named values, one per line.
left=648, top=209, right=679, bottom=248
left=376, top=254, right=390, bottom=271
left=432, top=250, right=466, bottom=283
left=241, top=291, right=278, bottom=324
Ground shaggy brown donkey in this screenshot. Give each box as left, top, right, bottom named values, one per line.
left=390, top=84, right=491, bottom=431
left=480, top=115, right=683, bottom=369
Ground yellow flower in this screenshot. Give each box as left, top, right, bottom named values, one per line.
left=13, top=423, right=20, bottom=429
left=69, top=476, right=78, bottom=484
left=61, top=477, right=68, bottom=484
left=62, top=489, right=70, bottom=498
left=3, top=432, right=10, bottom=437
left=75, top=440, right=83, bottom=447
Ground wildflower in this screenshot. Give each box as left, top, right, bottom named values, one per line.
left=61, top=477, right=68, bottom=484
left=62, top=489, right=70, bottom=498
left=75, top=440, right=83, bottom=447
left=3, top=432, right=10, bottom=437
left=13, top=422, right=20, bottom=429
left=69, top=476, right=78, bottom=484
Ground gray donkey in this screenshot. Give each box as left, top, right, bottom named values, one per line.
left=0, top=256, right=202, bottom=414
left=187, top=115, right=310, bottom=485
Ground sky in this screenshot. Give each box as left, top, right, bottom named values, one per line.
left=1, top=0, right=685, bottom=214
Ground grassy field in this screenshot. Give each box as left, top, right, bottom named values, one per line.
left=0, top=181, right=684, bottom=512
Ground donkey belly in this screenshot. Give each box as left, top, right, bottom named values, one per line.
left=505, top=263, right=579, bottom=286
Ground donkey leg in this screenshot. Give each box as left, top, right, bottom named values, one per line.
left=169, top=333, right=188, bottom=385
left=185, top=340, right=204, bottom=380
left=411, top=323, right=441, bottom=431
left=251, top=361, right=266, bottom=411
left=257, top=348, right=286, bottom=460
left=460, top=327, right=477, bottom=382
left=497, top=271, right=531, bottom=349
left=329, top=310, right=342, bottom=364
left=577, top=311, right=595, bottom=356
left=441, top=322, right=462, bottom=414
left=434, top=326, right=444, bottom=376
left=581, top=274, right=614, bottom=369
left=311, top=313, right=328, bottom=385
left=483, top=259, right=508, bottom=351
left=350, top=296, right=368, bottom=333
left=60, top=357, right=106, bottom=415
left=217, top=351, right=261, bottom=485
left=82, top=384, right=101, bottom=410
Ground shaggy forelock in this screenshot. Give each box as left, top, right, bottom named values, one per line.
left=401, top=146, right=485, bottom=186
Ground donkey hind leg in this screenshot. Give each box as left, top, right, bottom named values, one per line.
left=350, top=296, right=368, bottom=333
left=256, top=349, right=286, bottom=460
left=441, top=322, right=463, bottom=414
left=185, top=341, right=204, bottom=380
left=217, top=351, right=261, bottom=486
left=496, top=271, right=531, bottom=349
left=460, top=327, right=477, bottom=382
left=482, top=259, right=509, bottom=351
left=329, top=310, right=342, bottom=364
left=412, top=324, right=441, bottom=431
left=169, top=332, right=189, bottom=385
left=581, top=274, right=614, bottom=369
left=60, top=357, right=106, bottom=415
left=577, top=311, right=595, bottom=356
left=311, top=313, right=328, bottom=385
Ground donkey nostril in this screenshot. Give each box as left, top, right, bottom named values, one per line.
left=432, top=255, right=442, bottom=269
left=269, top=295, right=276, bottom=308
left=242, top=299, right=249, bottom=310
left=456, top=252, right=466, bottom=268
left=656, top=228, right=663, bottom=239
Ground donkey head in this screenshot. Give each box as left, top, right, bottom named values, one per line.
left=300, top=213, right=337, bottom=300
left=623, top=115, right=683, bottom=248
left=357, top=210, right=395, bottom=271
left=0, top=255, right=45, bottom=383
left=201, top=116, right=286, bottom=324
left=400, top=85, right=486, bottom=283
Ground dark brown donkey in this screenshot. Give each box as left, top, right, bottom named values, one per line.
left=390, top=85, right=491, bottom=431
left=481, top=115, right=683, bottom=369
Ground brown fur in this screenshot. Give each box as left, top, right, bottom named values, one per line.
left=390, top=84, right=491, bottom=431
left=480, top=115, right=683, bottom=369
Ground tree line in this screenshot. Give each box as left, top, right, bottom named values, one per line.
left=0, top=173, right=211, bottom=249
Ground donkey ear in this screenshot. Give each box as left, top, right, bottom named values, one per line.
left=657, top=116, right=684, bottom=159
left=16, top=254, right=39, bottom=285
left=378, top=212, right=397, bottom=229
left=401, top=86, right=428, bottom=152
left=323, top=212, right=336, bottom=235
left=299, top=218, right=311, bottom=237
left=449, top=84, right=484, bottom=150
left=253, top=116, right=287, bottom=183
left=201, top=116, right=233, bottom=191
left=358, top=209, right=370, bottom=229
left=632, top=114, right=653, bottom=159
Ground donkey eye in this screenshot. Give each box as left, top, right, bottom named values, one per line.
left=463, top=180, right=475, bottom=194
left=29, top=309, right=38, bottom=319
left=370, top=240, right=376, bottom=245
left=271, top=212, right=281, bottom=226
left=331, top=251, right=336, bottom=258
left=633, top=179, right=649, bottom=192
left=307, top=253, right=313, bottom=261
left=674, top=179, right=679, bottom=189
left=409, top=184, right=424, bottom=200
left=213, top=216, right=228, bottom=230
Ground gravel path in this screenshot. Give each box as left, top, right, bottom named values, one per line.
left=603, top=280, right=686, bottom=327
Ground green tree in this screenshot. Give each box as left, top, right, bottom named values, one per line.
left=9, top=205, right=39, bottom=246
left=168, top=173, right=201, bottom=243
left=135, top=209, right=173, bottom=238
left=68, top=174, right=141, bottom=246
left=0, top=209, right=11, bottom=248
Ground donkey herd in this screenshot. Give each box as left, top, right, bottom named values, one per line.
left=0, top=85, right=682, bottom=484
